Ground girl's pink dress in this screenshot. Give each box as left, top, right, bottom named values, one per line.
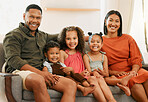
left=64, top=49, right=85, bottom=73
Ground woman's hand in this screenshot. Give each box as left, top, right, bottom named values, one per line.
left=128, top=71, right=138, bottom=77
left=115, top=71, right=128, bottom=77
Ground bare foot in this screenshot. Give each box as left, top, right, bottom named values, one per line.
left=117, top=83, right=131, bottom=96
left=120, top=74, right=134, bottom=86
left=82, top=85, right=96, bottom=96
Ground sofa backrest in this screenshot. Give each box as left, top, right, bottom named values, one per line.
left=0, top=43, right=5, bottom=72
left=0, top=42, right=146, bottom=72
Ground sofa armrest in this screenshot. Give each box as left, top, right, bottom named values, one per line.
left=0, top=73, right=22, bottom=102
left=142, top=64, right=148, bottom=71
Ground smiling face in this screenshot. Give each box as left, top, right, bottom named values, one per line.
left=106, top=14, right=120, bottom=34
left=45, top=47, right=60, bottom=63
left=23, top=9, right=42, bottom=33
left=65, top=30, right=78, bottom=50
left=89, top=35, right=103, bottom=52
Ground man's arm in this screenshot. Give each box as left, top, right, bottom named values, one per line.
left=3, top=32, right=57, bottom=86
left=3, top=33, right=28, bottom=71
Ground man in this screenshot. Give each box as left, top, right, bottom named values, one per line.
left=3, top=4, right=76, bottom=102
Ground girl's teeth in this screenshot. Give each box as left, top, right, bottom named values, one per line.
left=32, top=24, right=36, bottom=26
left=111, top=27, right=115, bottom=29
left=93, top=46, right=98, bottom=48
left=52, top=58, right=57, bottom=61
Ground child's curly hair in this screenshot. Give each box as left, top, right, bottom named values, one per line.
left=58, top=26, right=85, bottom=53
left=43, top=40, right=60, bottom=54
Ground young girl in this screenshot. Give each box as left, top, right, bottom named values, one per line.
left=58, top=26, right=116, bottom=102
left=83, top=32, right=134, bottom=96
left=42, top=40, right=95, bottom=96
left=83, top=32, right=109, bottom=77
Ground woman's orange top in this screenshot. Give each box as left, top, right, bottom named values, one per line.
left=102, top=34, right=142, bottom=71
left=101, top=34, right=148, bottom=88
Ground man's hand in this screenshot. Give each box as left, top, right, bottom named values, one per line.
left=20, top=64, right=59, bottom=87
left=40, top=71, right=59, bottom=87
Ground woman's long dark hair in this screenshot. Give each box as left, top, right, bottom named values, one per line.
left=103, top=10, right=122, bottom=36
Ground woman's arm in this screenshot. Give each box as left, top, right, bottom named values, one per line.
left=132, top=64, right=140, bottom=72
left=129, top=35, right=142, bottom=71
left=128, top=64, right=140, bottom=76
left=84, top=36, right=89, bottom=42
left=109, top=70, right=128, bottom=77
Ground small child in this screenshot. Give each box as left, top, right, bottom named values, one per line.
left=83, top=32, right=109, bottom=77
left=83, top=32, right=134, bottom=96
left=43, top=40, right=95, bottom=96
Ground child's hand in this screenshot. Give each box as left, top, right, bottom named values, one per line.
left=97, top=68, right=105, bottom=76
left=92, top=70, right=102, bottom=78
left=60, top=67, right=73, bottom=75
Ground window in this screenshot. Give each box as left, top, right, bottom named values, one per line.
left=143, top=0, right=148, bottom=52
left=130, top=0, right=148, bottom=63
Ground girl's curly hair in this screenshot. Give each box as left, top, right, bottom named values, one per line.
left=58, top=26, right=85, bottom=53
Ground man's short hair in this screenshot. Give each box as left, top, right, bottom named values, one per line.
left=25, top=4, right=42, bottom=14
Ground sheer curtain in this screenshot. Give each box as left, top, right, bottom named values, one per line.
left=130, top=0, right=148, bottom=64
left=0, top=0, right=40, bottom=42
left=143, top=0, right=148, bottom=52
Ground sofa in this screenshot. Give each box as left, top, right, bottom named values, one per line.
left=1, top=42, right=147, bottom=102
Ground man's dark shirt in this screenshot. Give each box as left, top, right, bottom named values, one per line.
left=3, top=22, right=58, bottom=73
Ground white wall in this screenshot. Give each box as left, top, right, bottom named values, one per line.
left=102, top=0, right=134, bottom=34
left=0, top=0, right=40, bottom=43
left=39, top=0, right=134, bottom=35
left=40, top=0, right=148, bottom=63
left=40, top=0, right=101, bottom=35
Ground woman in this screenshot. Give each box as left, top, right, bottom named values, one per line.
left=101, top=10, right=148, bottom=102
